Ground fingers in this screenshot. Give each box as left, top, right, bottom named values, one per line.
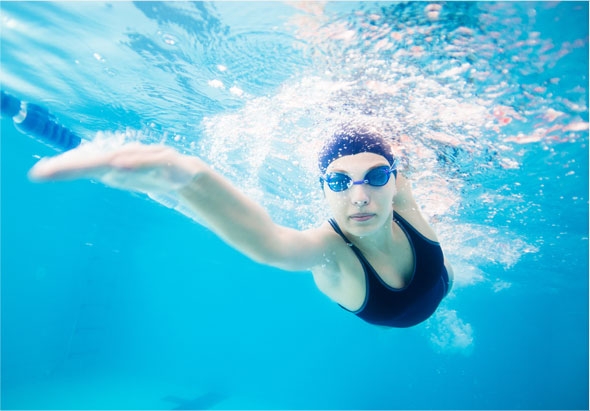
left=28, top=142, right=173, bottom=181
left=29, top=152, right=112, bottom=181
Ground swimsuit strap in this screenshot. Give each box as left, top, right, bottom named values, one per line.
left=327, top=218, right=375, bottom=270
left=328, top=218, right=353, bottom=247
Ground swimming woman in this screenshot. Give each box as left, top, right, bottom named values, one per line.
left=29, top=125, right=454, bottom=328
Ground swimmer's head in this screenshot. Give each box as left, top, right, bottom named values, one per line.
left=318, top=125, right=396, bottom=174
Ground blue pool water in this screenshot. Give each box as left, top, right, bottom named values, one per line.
left=1, top=2, right=588, bottom=410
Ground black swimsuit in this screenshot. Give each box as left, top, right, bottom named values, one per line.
left=328, top=212, right=449, bottom=328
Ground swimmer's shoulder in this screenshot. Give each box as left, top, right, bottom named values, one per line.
left=309, top=221, right=363, bottom=298
left=310, top=221, right=354, bottom=267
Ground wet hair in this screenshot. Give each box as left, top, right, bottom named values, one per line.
left=317, top=125, right=396, bottom=173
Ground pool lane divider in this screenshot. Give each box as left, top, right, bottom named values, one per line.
left=0, top=90, right=285, bottom=231
left=1, top=90, right=82, bottom=151
left=1, top=90, right=209, bottom=223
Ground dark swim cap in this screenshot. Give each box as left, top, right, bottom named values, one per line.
left=318, top=126, right=396, bottom=173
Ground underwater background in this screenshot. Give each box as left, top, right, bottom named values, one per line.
left=1, top=2, right=588, bottom=409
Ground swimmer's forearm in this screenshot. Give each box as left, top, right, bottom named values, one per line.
left=393, top=173, right=440, bottom=241
left=176, top=160, right=297, bottom=267
left=392, top=174, right=415, bottom=209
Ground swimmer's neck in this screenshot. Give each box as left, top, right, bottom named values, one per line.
left=346, top=218, right=397, bottom=254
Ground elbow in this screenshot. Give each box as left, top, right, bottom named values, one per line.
left=220, top=231, right=282, bottom=268
left=248, top=249, right=295, bottom=271
left=246, top=236, right=304, bottom=272
left=444, top=259, right=454, bottom=295
left=247, top=251, right=276, bottom=267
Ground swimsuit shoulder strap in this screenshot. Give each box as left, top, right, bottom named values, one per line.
left=393, top=212, right=441, bottom=245
left=328, top=218, right=353, bottom=246
left=328, top=219, right=376, bottom=271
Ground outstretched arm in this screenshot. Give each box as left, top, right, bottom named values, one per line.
left=29, top=142, right=330, bottom=272
left=176, top=159, right=328, bottom=270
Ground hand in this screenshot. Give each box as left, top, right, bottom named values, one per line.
left=29, top=141, right=202, bottom=194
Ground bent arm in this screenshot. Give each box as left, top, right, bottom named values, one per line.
left=392, top=173, right=439, bottom=241
left=396, top=174, right=454, bottom=292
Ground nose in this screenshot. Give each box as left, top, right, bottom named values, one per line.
left=349, top=184, right=370, bottom=207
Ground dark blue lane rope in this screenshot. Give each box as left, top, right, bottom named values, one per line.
left=1, top=90, right=82, bottom=151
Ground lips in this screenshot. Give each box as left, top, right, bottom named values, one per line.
left=349, top=213, right=375, bottom=222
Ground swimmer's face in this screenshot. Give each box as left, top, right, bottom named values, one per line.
left=323, top=152, right=397, bottom=237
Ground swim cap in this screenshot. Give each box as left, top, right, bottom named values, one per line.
left=318, top=126, right=396, bottom=173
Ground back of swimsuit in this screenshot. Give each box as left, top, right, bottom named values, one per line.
left=329, top=212, right=449, bottom=327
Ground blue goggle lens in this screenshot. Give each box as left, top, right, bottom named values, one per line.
left=322, top=165, right=395, bottom=192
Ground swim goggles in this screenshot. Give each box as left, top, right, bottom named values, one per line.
left=320, top=164, right=397, bottom=192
